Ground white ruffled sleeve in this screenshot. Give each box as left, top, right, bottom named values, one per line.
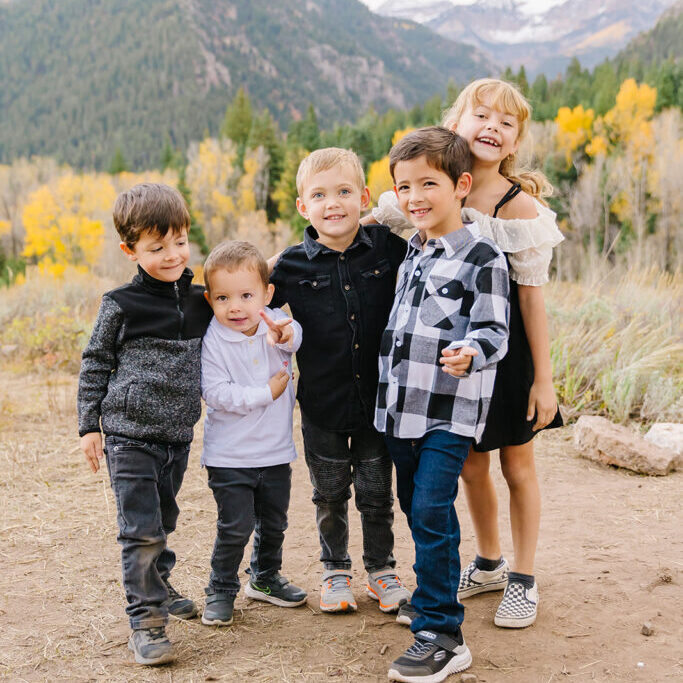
left=371, top=190, right=413, bottom=235
left=462, top=200, right=564, bottom=286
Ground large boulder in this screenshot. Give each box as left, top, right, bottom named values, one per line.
left=573, top=416, right=678, bottom=476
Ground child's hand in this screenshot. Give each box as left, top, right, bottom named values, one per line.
left=268, top=367, right=290, bottom=400
left=81, top=432, right=104, bottom=473
left=527, top=378, right=558, bottom=430
left=260, top=310, right=294, bottom=347
left=439, top=346, right=479, bottom=377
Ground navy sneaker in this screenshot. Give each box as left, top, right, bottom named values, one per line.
left=163, top=581, right=198, bottom=619
left=396, top=599, right=417, bottom=626
left=128, top=627, right=175, bottom=666
left=388, top=629, right=472, bottom=682
left=201, top=591, right=235, bottom=626
left=245, top=572, right=307, bottom=607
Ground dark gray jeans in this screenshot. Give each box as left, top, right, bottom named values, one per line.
left=104, top=435, right=190, bottom=630
left=301, top=412, right=395, bottom=573
left=206, top=463, right=292, bottom=595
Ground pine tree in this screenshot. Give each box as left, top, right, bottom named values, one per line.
left=108, top=147, right=128, bottom=174
left=177, top=167, right=209, bottom=256
left=516, top=66, right=529, bottom=97
left=247, top=109, right=285, bottom=221
left=221, top=87, right=253, bottom=149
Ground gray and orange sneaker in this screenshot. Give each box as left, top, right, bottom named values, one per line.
left=319, top=569, right=357, bottom=612
left=366, top=569, right=412, bottom=613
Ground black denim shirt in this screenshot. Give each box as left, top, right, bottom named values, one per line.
left=270, top=224, right=407, bottom=431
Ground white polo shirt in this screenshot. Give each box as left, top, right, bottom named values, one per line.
left=200, top=307, right=301, bottom=468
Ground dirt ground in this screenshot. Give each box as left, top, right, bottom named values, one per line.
left=1, top=372, right=681, bottom=682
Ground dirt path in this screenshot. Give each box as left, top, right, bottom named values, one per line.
left=1, top=372, right=681, bottom=682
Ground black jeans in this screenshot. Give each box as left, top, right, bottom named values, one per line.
left=104, top=435, right=190, bottom=629
left=301, top=412, right=395, bottom=573
left=206, top=463, right=292, bottom=596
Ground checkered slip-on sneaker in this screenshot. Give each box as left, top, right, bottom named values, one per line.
left=366, top=569, right=412, bottom=613
left=388, top=629, right=472, bottom=682
left=494, top=580, right=538, bottom=628
left=319, top=569, right=357, bottom=612
left=457, top=557, right=509, bottom=600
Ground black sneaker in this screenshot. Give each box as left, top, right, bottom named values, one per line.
left=245, top=572, right=307, bottom=607
left=201, top=591, right=235, bottom=626
left=396, top=599, right=417, bottom=626
left=388, top=629, right=472, bottom=682
left=128, top=627, right=175, bottom=666
left=163, top=581, right=198, bottom=619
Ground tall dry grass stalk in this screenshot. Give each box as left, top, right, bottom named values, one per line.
left=546, top=267, right=683, bottom=424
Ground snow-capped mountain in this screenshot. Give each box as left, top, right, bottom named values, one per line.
left=360, top=0, right=678, bottom=76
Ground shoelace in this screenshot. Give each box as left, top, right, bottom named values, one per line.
left=146, top=627, right=167, bottom=642
left=375, top=573, right=404, bottom=591
left=404, top=639, right=434, bottom=658
left=326, top=574, right=352, bottom=593
left=165, top=583, right=181, bottom=601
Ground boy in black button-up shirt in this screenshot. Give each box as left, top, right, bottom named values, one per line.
left=270, top=148, right=409, bottom=615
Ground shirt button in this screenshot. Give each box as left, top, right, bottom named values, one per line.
left=396, top=340, right=402, bottom=347
left=340, top=255, right=345, bottom=261
left=344, top=284, right=350, bottom=291
left=312, top=281, right=318, bottom=287
left=442, top=288, right=448, bottom=294
left=350, top=313, right=355, bottom=320
left=415, top=270, right=421, bottom=277
left=253, top=359, right=259, bottom=365
left=355, top=374, right=360, bottom=379
left=354, top=343, right=359, bottom=349
left=374, top=269, right=380, bottom=275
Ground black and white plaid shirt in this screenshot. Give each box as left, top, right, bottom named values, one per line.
left=375, top=222, right=510, bottom=442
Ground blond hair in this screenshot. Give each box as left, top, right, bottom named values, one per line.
left=203, top=240, right=269, bottom=292
left=295, top=147, right=365, bottom=197
left=442, top=78, right=552, bottom=202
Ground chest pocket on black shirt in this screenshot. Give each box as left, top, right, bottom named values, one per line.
left=297, top=274, right=335, bottom=317
left=360, top=259, right=392, bottom=309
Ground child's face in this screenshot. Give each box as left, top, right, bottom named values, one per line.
left=393, top=155, right=471, bottom=240
left=120, top=227, right=190, bottom=282
left=452, top=94, right=520, bottom=165
left=296, top=165, right=370, bottom=252
left=204, top=267, right=274, bottom=337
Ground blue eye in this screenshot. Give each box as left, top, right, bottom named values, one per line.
left=340, top=188, right=351, bottom=195
left=312, top=192, right=323, bottom=199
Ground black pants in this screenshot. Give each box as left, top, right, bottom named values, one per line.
left=206, top=463, right=292, bottom=595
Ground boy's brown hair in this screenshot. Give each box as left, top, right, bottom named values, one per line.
left=295, top=147, right=365, bottom=197
left=113, top=183, right=190, bottom=248
left=389, top=126, right=472, bottom=185
left=203, top=240, right=269, bottom=293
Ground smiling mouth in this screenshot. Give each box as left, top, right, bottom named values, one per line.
left=229, top=317, right=248, bottom=324
left=410, top=208, right=430, bottom=216
left=476, top=137, right=501, bottom=147
left=324, top=214, right=346, bottom=221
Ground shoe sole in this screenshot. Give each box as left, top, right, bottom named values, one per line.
left=395, top=613, right=413, bottom=626
left=201, top=614, right=234, bottom=626
left=387, top=646, right=472, bottom=683
left=458, top=576, right=508, bottom=600
left=128, top=640, right=176, bottom=666
left=319, top=597, right=357, bottom=613
left=168, top=606, right=199, bottom=620
left=366, top=586, right=402, bottom=613
left=494, top=612, right=537, bottom=628
left=245, top=583, right=307, bottom=607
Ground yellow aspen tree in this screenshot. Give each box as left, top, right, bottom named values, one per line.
left=22, top=173, right=115, bottom=276
left=367, top=127, right=415, bottom=205
left=555, top=105, right=595, bottom=164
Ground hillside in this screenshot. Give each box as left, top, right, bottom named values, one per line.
left=0, top=0, right=493, bottom=170
left=365, top=0, right=678, bottom=77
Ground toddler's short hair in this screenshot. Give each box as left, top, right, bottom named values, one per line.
left=389, top=127, right=472, bottom=186
left=203, top=240, right=269, bottom=292
left=296, top=147, right=365, bottom=197
left=113, top=183, right=190, bottom=248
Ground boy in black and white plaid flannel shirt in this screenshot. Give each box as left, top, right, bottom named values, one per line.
left=375, top=128, right=509, bottom=682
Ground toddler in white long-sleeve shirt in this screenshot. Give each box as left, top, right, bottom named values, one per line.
left=199, top=240, right=307, bottom=627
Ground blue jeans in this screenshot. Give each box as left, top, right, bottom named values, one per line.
left=104, top=435, right=190, bottom=629
left=206, top=463, right=291, bottom=595
left=301, top=412, right=395, bottom=572
left=385, top=430, right=471, bottom=634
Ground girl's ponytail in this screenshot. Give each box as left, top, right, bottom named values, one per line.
left=500, top=156, right=553, bottom=204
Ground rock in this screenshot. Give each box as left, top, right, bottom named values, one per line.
left=644, top=423, right=683, bottom=467
left=641, top=622, right=654, bottom=636
left=573, top=416, right=678, bottom=476
left=461, top=675, right=477, bottom=683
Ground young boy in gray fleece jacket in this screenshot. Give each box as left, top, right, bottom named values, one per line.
left=78, top=183, right=212, bottom=666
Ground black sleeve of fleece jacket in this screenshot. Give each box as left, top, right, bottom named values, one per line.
left=77, top=295, right=123, bottom=436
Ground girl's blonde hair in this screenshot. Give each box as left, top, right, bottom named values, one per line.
left=442, top=78, right=552, bottom=203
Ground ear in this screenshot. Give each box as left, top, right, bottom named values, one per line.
left=119, top=242, right=137, bottom=262
left=455, top=172, right=472, bottom=200
left=360, top=186, right=371, bottom=210
left=203, top=290, right=211, bottom=304
left=264, top=283, right=275, bottom=306
left=295, top=197, right=309, bottom=221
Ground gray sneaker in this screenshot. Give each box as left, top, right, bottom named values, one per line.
left=128, top=627, right=175, bottom=666
left=458, top=557, right=509, bottom=600
left=201, top=591, right=235, bottom=626
left=163, top=581, right=198, bottom=619
left=245, top=572, right=307, bottom=607
left=396, top=599, right=417, bottom=626
left=366, top=569, right=412, bottom=613
left=319, top=569, right=357, bottom=613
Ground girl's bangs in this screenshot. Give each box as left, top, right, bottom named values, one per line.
left=472, top=83, right=530, bottom=123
